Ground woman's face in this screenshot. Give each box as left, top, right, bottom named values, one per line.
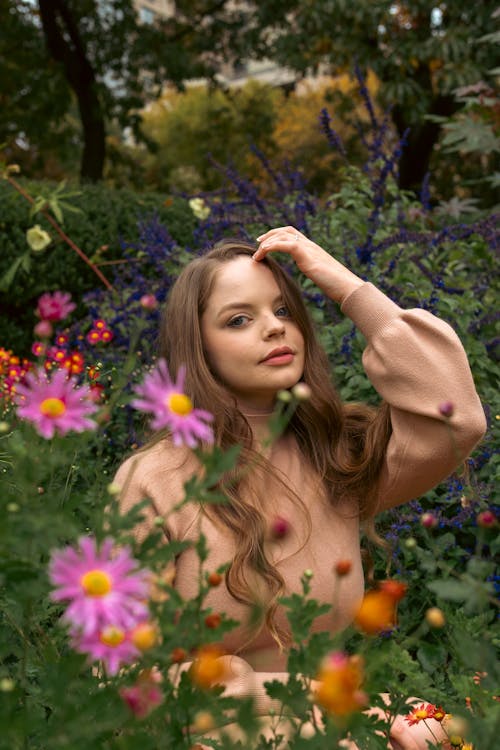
left=201, top=256, right=305, bottom=412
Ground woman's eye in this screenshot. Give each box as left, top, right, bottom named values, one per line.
left=227, top=315, right=249, bottom=328
left=275, top=306, right=290, bottom=318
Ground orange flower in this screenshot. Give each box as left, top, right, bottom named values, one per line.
left=354, top=590, right=397, bottom=634
left=315, top=652, right=367, bottom=716
left=354, top=580, right=407, bottom=635
left=190, top=646, right=226, bottom=689
left=405, top=703, right=436, bottom=726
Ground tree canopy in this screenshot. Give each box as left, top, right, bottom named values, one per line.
left=1, top=1, right=497, bottom=189
left=0, top=0, right=247, bottom=180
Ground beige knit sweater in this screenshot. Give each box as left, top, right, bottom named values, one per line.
left=114, top=282, right=486, bottom=710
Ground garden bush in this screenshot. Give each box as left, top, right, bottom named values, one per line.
left=0, top=179, right=196, bottom=355
left=1, top=74, right=498, bottom=749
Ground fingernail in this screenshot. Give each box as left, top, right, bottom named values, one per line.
left=256, top=235, right=264, bottom=241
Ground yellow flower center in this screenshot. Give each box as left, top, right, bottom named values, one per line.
left=99, top=626, right=125, bottom=647
left=167, top=393, right=193, bottom=416
left=415, top=709, right=429, bottom=720
left=80, top=569, right=112, bottom=597
left=40, top=397, right=66, bottom=418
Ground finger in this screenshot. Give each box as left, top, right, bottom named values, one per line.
left=256, top=226, right=302, bottom=244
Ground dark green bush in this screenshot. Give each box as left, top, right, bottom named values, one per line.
left=0, top=179, right=196, bottom=354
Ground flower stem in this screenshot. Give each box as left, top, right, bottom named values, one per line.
left=7, top=176, right=113, bottom=291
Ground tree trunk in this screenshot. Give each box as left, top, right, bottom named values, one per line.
left=392, top=94, right=458, bottom=195
left=38, top=0, right=105, bottom=181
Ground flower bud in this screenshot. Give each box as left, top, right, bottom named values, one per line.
left=270, top=516, right=289, bottom=539
left=0, top=678, right=15, bottom=692
left=292, top=382, right=312, bottom=401
left=140, top=294, right=158, bottom=311
left=335, top=560, right=352, bottom=577
left=33, top=320, right=53, bottom=339
left=204, top=613, right=222, bottom=629
left=476, top=510, right=497, bottom=528
left=421, top=512, right=438, bottom=529
left=207, top=571, right=223, bottom=587
left=193, top=711, right=216, bottom=732
left=438, top=401, right=454, bottom=418
left=425, top=607, right=446, bottom=628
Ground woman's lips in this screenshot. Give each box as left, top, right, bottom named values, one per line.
left=261, top=353, right=294, bottom=365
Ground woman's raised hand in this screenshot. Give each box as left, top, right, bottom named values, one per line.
left=254, top=226, right=364, bottom=305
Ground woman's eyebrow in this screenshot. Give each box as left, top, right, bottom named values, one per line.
left=216, top=295, right=283, bottom=318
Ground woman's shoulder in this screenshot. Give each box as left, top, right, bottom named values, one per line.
left=113, top=438, right=202, bottom=541
left=115, top=438, right=196, bottom=482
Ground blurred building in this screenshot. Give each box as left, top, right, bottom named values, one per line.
left=131, top=0, right=296, bottom=89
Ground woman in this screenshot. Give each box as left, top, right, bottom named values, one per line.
left=115, top=227, right=486, bottom=748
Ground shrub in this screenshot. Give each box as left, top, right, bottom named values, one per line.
left=0, top=179, right=196, bottom=354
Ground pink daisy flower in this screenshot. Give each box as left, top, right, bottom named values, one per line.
left=73, top=625, right=140, bottom=676
left=49, top=536, right=150, bottom=637
left=14, top=368, right=97, bottom=439
left=132, top=360, right=214, bottom=448
left=36, top=291, right=76, bottom=322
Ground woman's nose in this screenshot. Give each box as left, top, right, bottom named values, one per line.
left=262, top=314, right=286, bottom=338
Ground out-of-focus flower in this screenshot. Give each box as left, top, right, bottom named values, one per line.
left=292, top=382, right=312, bottom=401
left=190, top=646, right=226, bottom=689
left=354, top=580, right=407, bottom=635
left=421, top=512, right=438, bottom=529
left=31, top=342, right=46, bottom=357
left=476, top=510, right=497, bottom=528
left=132, top=360, right=214, bottom=448
left=189, top=197, right=210, bottom=220
left=378, top=580, right=407, bottom=601
left=36, top=291, right=76, bottom=322
left=170, top=647, right=187, bottom=664
left=27, top=225, right=51, bottom=252
left=49, top=536, right=150, bottom=637
left=14, top=368, right=97, bottom=438
left=438, top=401, right=454, bottom=418
left=140, top=294, right=158, bottom=311
left=426, top=607, right=446, bottom=628
left=129, top=621, right=158, bottom=651
left=120, top=670, right=164, bottom=718
left=334, top=560, right=352, bottom=577
left=204, top=613, right=222, bottom=629
left=208, top=571, right=223, bottom=587
left=192, top=711, right=216, bottom=732
left=315, top=652, right=367, bottom=716
left=270, top=516, right=290, bottom=539
left=73, top=625, right=140, bottom=675
left=33, top=320, right=53, bottom=338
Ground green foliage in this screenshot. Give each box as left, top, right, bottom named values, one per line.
left=141, top=81, right=283, bottom=192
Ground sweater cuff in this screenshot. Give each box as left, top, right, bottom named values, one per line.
left=340, top=282, right=403, bottom=341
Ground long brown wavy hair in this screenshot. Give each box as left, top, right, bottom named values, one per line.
left=158, top=239, right=392, bottom=647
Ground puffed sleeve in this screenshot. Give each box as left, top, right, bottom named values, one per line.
left=113, top=439, right=199, bottom=542
left=341, top=283, right=487, bottom=511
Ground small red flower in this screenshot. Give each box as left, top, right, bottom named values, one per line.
left=405, top=703, right=436, bottom=726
